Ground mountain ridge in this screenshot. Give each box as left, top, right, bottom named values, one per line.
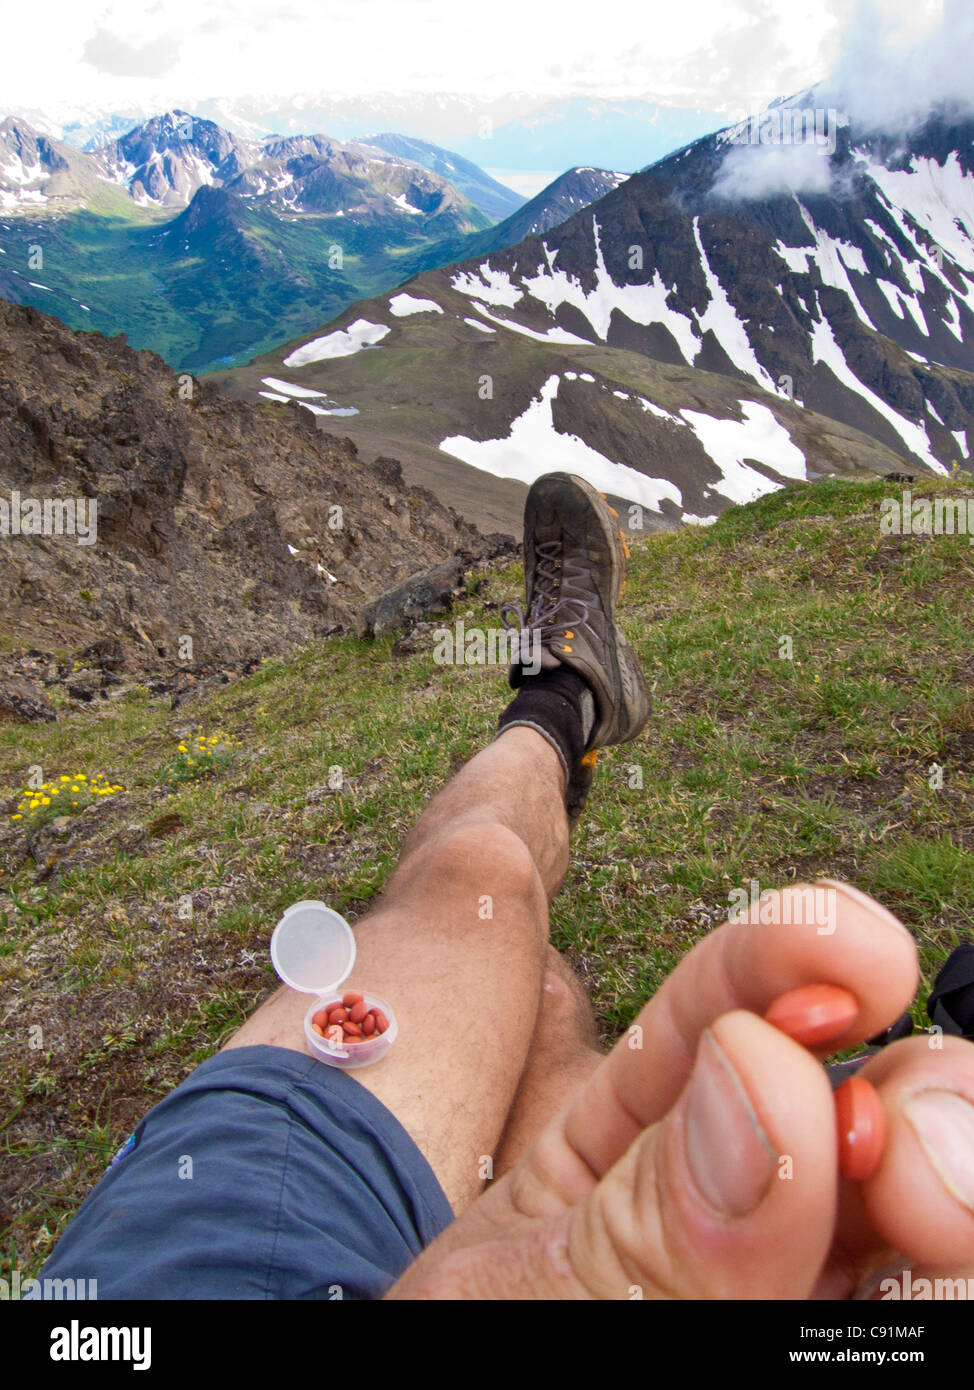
left=212, top=98, right=974, bottom=527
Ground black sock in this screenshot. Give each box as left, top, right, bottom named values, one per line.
left=494, top=668, right=596, bottom=787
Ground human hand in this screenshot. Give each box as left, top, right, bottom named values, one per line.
left=386, top=882, right=974, bottom=1299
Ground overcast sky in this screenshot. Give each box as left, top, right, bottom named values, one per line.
left=1, top=0, right=947, bottom=114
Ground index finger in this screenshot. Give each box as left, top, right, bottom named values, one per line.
left=561, top=880, right=919, bottom=1178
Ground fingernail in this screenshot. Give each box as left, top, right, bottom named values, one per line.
left=817, top=880, right=914, bottom=939
left=685, top=1030, right=776, bottom=1216
left=904, top=1090, right=974, bottom=1213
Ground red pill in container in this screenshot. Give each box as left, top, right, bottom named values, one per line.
left=270, top=900, right=398, bottom=1071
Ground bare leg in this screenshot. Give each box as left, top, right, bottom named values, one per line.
left=225, top=726, right=573, bottom=1214
left=491, top=945, right=604, bottom=1179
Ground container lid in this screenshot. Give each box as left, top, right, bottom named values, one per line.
left=270, top=900, right=356, bottom=995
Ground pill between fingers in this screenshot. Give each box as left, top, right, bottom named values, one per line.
left=835, top=1076, right=886, bottom=1182
left=763, top=983, right=859, bottom=1048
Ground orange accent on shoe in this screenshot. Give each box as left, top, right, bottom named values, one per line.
left=562, top=644, right=573, bottom=653
left=581, top=749, right=600, bottom=767
left=565, top=630, right=574, bottom=639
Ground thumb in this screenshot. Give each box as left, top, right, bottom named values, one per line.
left=565, top=1010, right=840, bottom=1299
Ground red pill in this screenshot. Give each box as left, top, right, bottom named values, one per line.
left=343, top=1019, right=362, bottom=1037
left=361, top=1013, right=376, bottom=1036
left=835, top=1076, right=886, bottom=1181
left=764, top=984, right=858, bottom=1048
left=312, top=1022, right=325, bottom=1037
left=312, top=1008, right=331, bottom=1030
left=348, top=999, right=368, bottom=1024
left=328, top=1005, right=349, bottom=1026
left=372, top=1009, right=389, bottom=1035
left=343, top=991, right=364, bottom=1008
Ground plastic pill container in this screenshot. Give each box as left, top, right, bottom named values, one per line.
left=270, top=900, right=398, bottom=1071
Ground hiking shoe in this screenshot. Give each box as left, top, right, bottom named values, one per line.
left=500, top=472, right=651, bottom=815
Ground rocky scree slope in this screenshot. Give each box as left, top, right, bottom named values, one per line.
left=0, top=301, right=512, bottom=712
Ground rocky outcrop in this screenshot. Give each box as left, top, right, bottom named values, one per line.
left=0, top=300, right=513, bottom=685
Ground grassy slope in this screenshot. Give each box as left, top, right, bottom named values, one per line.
left=1, top=476, right=972, bottom=1271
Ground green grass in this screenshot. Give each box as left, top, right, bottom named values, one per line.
left=0, top=474, right=972, bottom=1271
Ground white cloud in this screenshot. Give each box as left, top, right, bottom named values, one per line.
left=711, top=141, right=837, bottom=201
left=710, top=0, right=970, bottom=201
left=819, top=0, right=974, bottom=130
left=4, top=0, right=846, bottom=110
left=6, top=0, right=965, bottom=153
left=82, top=27, right=182, bottom=77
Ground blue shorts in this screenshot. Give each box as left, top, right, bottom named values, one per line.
left=39, top=1045, right=454, bottom=1300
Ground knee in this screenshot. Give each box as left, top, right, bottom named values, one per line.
left=418, top=819, right=546, bottom=921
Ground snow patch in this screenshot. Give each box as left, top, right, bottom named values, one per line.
left=520, top=222, right=701, bottom=363
left=467, top=300, right=589, bottom=344
left=283, top=319, right=390, bottom=367
left=389, top=293, right=443, bottom=316
left=692, top=219, right=778, bottom=391
left=298, top=402, right=360, bottom=417
left=440, top=375, right=683, bottom=512
left=810, top=310, right=946, bottom=474
left=451, top=265, right=523, bottom=307
left=679, top=401, right=807, bottom=504
left=261, top=376, right=328, bottom=399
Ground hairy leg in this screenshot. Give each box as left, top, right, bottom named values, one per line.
left=225, top=726, right=572, bottom=1214
left=491, top=945, right=604, bottom=1180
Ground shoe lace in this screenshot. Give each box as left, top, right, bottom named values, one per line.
left=500, top=540, right=591, bottom=638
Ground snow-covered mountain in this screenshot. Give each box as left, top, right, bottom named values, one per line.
left=213, top=97, right=974, bottom=531
left=81, top=111, right=499, bottom=231
left=19, top=93, right=721, bottom=173
left=493, top=167, right=629, bottom=240
left=447, top=103, right=974, bottom=477
left=0, top=117, right=109, bottom=211
left=94, top=111, right=256, bottom=207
